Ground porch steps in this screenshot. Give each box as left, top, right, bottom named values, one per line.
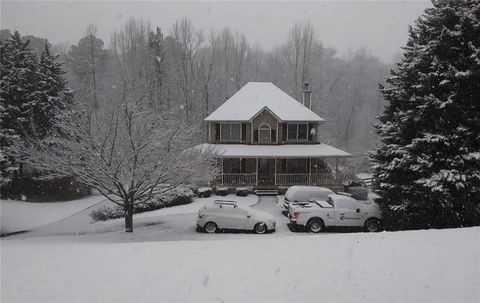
left=254, top=189, right=279, bottom=196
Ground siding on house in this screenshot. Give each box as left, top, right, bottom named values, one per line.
left=251, top=110, right=279, bottom=145
left=208, top=121, right=321, bottom=145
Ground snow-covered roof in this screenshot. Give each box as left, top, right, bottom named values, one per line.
left=205, top=82, right=324, bottom=122
left=195, top=143, right=351, bottom=158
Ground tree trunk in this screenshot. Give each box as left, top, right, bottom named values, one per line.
left=124, top=200, right=134, bottom=232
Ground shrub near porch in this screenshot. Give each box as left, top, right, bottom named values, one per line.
left=90, top=186, right=194, bottom=221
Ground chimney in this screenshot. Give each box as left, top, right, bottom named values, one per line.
left=302, top=82, right=312, bottom=109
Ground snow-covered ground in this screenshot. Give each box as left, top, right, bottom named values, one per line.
left=0, top=195, right=105, bottom=234
left=1, top=194, right=479, bottom=302
left=2, top=227, right=478, bottom=302
left=6, top=194, right=265, bottom=242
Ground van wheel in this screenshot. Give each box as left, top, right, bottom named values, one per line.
left=204, top=222, right=217, bottom=233
left=254, top=223, right=267, bottom=234
left=308, top=219, right=324, bottom=233
left=365, top=219, right=380, bottom=232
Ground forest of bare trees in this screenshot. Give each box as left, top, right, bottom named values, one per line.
left=8, top=17, right=389, bottom=167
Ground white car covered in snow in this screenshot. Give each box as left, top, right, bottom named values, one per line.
left=282, top=186, right=336, bottom=211
left=289, top=194, right=382, bottom=232
left=197, top=200, right=276, bottom=234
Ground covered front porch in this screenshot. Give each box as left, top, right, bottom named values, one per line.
left=219, top=157, right=344, bottom=187
left=194, top=143, right=351, bottom=188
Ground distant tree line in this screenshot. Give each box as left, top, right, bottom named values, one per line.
left=50, top=19, right=389, bottom=162
left=0, top=18, right=391, bottom=204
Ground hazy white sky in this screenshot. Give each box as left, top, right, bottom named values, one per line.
left=1, top=0, right=431, bottom=62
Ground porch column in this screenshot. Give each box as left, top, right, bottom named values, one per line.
left=308, top=158, right=311, bottom=185
left=208, top=123, right=211, bottom=142
left=256, top=158, right=259, bottom=185
left=274, top=158, right=277, bottom=186
left=335, top=158, right=339, bottom=181
left=221, top=158, right=224, bottom=185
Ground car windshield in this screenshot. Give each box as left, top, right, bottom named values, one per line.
left=326, top=196, right=334, bottom=206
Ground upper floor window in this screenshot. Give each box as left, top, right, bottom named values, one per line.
left=219, top=123, right=241, bottom=141
left=287, top=123, right=308, bottom=141
left=258, top=123, right=271, bottom=142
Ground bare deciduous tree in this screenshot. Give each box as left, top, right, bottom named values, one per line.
left=20, top=96, right=217, bottom=232
left=284, top=23, right=302, bottom=99
left=198, top=31, right=220, bottom=140
left=232, top=32, right=248, bottom=90
left=300, top=22, right=314, bottom=90
left=171, top=18, right=204, bottom=115
left=111, top=18, right=154, bottom=97
left=283, top=22, right=315, bottom=100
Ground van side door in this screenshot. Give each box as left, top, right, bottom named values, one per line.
left=333, top=196, right=363, bottom=227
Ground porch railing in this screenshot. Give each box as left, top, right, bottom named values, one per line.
left=276, top=173, right=309, bottom=185
left=276, top=172, right=337, bottom=186
left=219, top=172, right=341, bottom=186
left=222, top=173, right=257, bottom=185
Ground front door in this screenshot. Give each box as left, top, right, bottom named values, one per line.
left=258, top=158, right=275, bottom=186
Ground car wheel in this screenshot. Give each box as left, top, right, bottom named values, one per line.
left=254, top=223, right=267, bottom=234
left=289, top=223, right=298, bottom=232
left=308, top=219, right=324, bottom=233
left=365, top=219, right=380, bottom=232
left=204, top=222, right=217, bottom=233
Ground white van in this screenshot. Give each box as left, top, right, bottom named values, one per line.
left=289, top=194, right=382, bottom=232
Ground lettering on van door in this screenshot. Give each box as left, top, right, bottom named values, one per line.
left=334, top=199, right=362, bottom=226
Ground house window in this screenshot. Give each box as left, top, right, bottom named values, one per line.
left=230, top=158, right=241, bottom=173
left=224, top=158, right=254, bottom=173
left=286, top=158, right=308, bottom=173
left=220, top=123, right=241, bottom=141
left=258, top=123, right=271, bottom=142
left=287, top=123, right=308, bottom=141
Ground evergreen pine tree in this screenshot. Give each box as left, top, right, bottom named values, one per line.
left=371, top=0, right=480, bottom=229
left=35, top=43, right=73, bottom=137
left=0, top=31, right=38, bottom=183
left=1, top=32, right=73, bottom=184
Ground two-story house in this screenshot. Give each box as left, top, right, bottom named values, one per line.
left=196, top=82, right=350, bottom=192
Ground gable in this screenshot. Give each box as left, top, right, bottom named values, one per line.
left=250, top=106, right=281, bottom=123
left=205, top=82, right=324, bottom=122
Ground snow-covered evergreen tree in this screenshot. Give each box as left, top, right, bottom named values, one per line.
left=34, top=43, right=73, bottom=137
left=371, top=0, right=480, bottom=229
left=0, top=31, right=38, bottom=184
left=0, top=32, right=73, bottom=184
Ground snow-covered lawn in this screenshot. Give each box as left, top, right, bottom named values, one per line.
left=0, top=195, right=105, bottom=234
left=10, top=194, right=263, bottom=241
left=1, top=194, right=479, bottom=302
left=2, top=227, right=479, bottom=302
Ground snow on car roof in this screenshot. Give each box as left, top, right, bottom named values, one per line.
left=205, top=82, right=324, bottom=122
left=287, top=185, right=335, bottom=192
left=194, top=143, right=351, bottom=158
